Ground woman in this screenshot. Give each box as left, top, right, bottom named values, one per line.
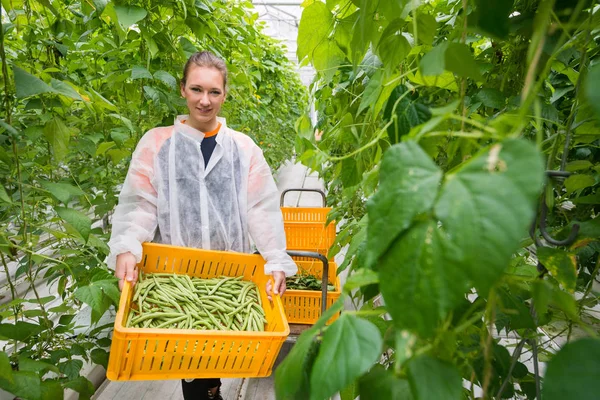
left=107, top=51, right=297, bottom=400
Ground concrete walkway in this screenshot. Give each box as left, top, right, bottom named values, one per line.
left=93, top=161, right=341, bottom=400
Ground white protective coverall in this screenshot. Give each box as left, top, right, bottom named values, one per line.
left=107, top=115, right=297, bottom=277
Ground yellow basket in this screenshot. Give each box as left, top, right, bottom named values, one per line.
left=284, top=260, right=341, bottom=325
left=280, top=189, right=336, bottom=255
left=106, top=243, right=289, bottom=381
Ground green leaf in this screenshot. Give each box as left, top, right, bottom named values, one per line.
left=297, top=2, right=333, bottom=63
left=55, top=207, right=91, bottom=242
left=366, top=141, right=442, bottom=266
left=359, top=365, right=413, bottom=400
left=12, top=66, right=54, bottom=98
left=584, top=63, right=600, bottom=121
left=0, top=118, right=19, bottom=137
left=420, top=42, right=447, bottom=76
left=407, top=355, right=462, bottom=400
left=114, top=5, right=147, bottom=29
left=74, top=284, right=113, bottom=323
left=379, top=221, right=468, bottom=336
left=310, top=314, right=382, bottom=400
left=344, top=268, right=379, bottom=292
left=43, top=117, right=72, bottom=162
left=95, top=141, right=116, bottom=156
left=39, top=181, right=84, bottom=204
left=384, top=85, right=432, bottom=144
left=0, top=184, right=12, bottom=204
left=0, top=322, right=45, bottom=341
left=537, top=247, right=577, bottom=293
left=0, top=351, right=14, bottom=386
left=153, top=70, right=177, bottom=89
left=59, top=359, right=83, bottom=380
left=474, top=0, right=514, bottom=39
left=359, top=71, right=383, bottom=115
left=445, top=43, right=482, bottom=80
left=564, top=174, right=595, bottom=195
left=476, top=88, right=506, bottom=109
left=435, top=139, right=545, bottom=294
left=415, top=12, right=437, bottom=45
left=312, top=40, right=346, bottom=82
left=40, top=380, right=63, bottom=400
left=64, top=376, right=95, bottom=399
left=4, top=371, right=42, bottom=400
left=350, top=0, right=378, bottom=65
left=90, top=349, right=109, bottom=369
left=50, top=79, right=82, bottom=100
left=93, top=0, right=109, bottom=14
left=542, top=338, right=600, bottom=400
left=131, top=65, right=153, bottom=80
left=377, top=20, right=411, bottom=73
left=18, top=356, right=60, bottom=374
left=566, top=160, right=592, bottom=172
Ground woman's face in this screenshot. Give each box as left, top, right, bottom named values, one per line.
left=180, top=65, right=226, bottom=131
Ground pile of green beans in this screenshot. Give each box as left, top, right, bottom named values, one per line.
left=125, top=273, right=266, bottom=331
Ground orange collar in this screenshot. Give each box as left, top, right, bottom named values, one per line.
left=181, top=120, right=221, bottom=137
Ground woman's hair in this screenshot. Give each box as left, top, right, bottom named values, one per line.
left=181, top=51, right=228, bottom=90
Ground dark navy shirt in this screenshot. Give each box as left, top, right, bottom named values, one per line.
left=201, top=134, right=217, bottom=167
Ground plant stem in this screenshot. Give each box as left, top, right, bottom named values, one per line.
left=482, top=289, right=497, bottom=399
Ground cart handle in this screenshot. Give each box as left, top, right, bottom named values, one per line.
left=286, top=250, right=329, bottom=315
left=280, top=188, right=326, bottom=207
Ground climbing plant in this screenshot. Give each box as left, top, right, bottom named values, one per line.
left=277, top=0, right=599, bottom=399
left=0, top=0, right=306, bottom=398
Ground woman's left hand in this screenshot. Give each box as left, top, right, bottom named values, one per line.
left=266, top=271, right=286, bottom=301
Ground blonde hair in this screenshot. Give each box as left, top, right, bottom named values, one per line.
left=181, top=51, right=228, bottom=89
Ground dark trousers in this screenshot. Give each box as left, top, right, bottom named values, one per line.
left=181, top=378, right=221, bottom=400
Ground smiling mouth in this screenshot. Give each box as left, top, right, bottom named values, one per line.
left=196, top=107, right=212, bottom=113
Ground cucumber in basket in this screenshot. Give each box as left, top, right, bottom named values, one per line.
left=126, top=273, right=267, bottom=331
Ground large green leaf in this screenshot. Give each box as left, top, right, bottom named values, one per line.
left=13, top=66, right=54, bottom=98
left=50, top=79, right=82, bottom=100
left=379, top=221, right=468, bottom=336
left=39, top=181, right=85, bottom=204
left=59, top=359, right=84, bottom=380
left=0, top=322, right=45, bottom=341
left=564, top=174, right=595, bottom=195
left=435, top=139, right=545, bottom=293
left=358, top=71, right=383, bottom=115
left=0, top=351, right=14, bottom=386
left=350, top=0, right=378, bottom=65
left=384, top=85, right=432, bottom=144
left=537, top=247, right=577, bottom=293
left=3, top=371, right=42, bottom=400
left=131, top=65, right=153, bottom=80
left=542, top=338, right=600, bottom=400
left=444, top=43, right=482, bottom=80
left=55, top=207, right=91, bottom=242
left=474, top=0, right=514, bottom=39
left=377, top=19, right=410, bottom=73
left=0, top=184, right=12, bottom=204
left=154, top=70, right=177, bottom=89
left=312, top=40, right=345, bottom=82
left=415, top=12, right=437, bottom=45
left=74, top=283, right=115, bottom=323
left=297, top=2, right=333, bottom=62
left=18, top=356, right=59, bottom=374
left=40, top=380, right=63, bottom=400
left=420, top=43, right=447, bottom=76
left=310, top=314, right=382, bottom=400
left=407, top=355, right=462, bottom=400
left=114, top=5, right=147, bottom=29
left=366, top=141, right=442, bottom=267
left=359, top=364, right=414, bottom=400
left=64, top=376, right=95, bottom=400
left=43, top=117, right=71, bottom=162
left=476, top=88, right=506, bottom=109
left=584, top=63, right=600, bottom=121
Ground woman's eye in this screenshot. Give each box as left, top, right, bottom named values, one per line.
left=211, top=91, right=221, bottom=95
left=192, top=88, right=201, bottom=92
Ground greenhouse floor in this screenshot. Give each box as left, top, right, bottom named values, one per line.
left=92, top=161, right=348, bottom=400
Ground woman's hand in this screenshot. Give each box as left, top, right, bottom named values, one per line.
left=266, top=271, right=286, bottom=301
left=115, top=252, right=138, bottom=291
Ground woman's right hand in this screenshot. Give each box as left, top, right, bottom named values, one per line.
left=115, top=252, right=138, bottom=291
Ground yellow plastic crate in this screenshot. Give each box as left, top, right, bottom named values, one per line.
left=282, top=209, right=336, bottom=254
left=106, top=243, right=289, bottom=381
left=284, top=260, right=341, bottom=325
